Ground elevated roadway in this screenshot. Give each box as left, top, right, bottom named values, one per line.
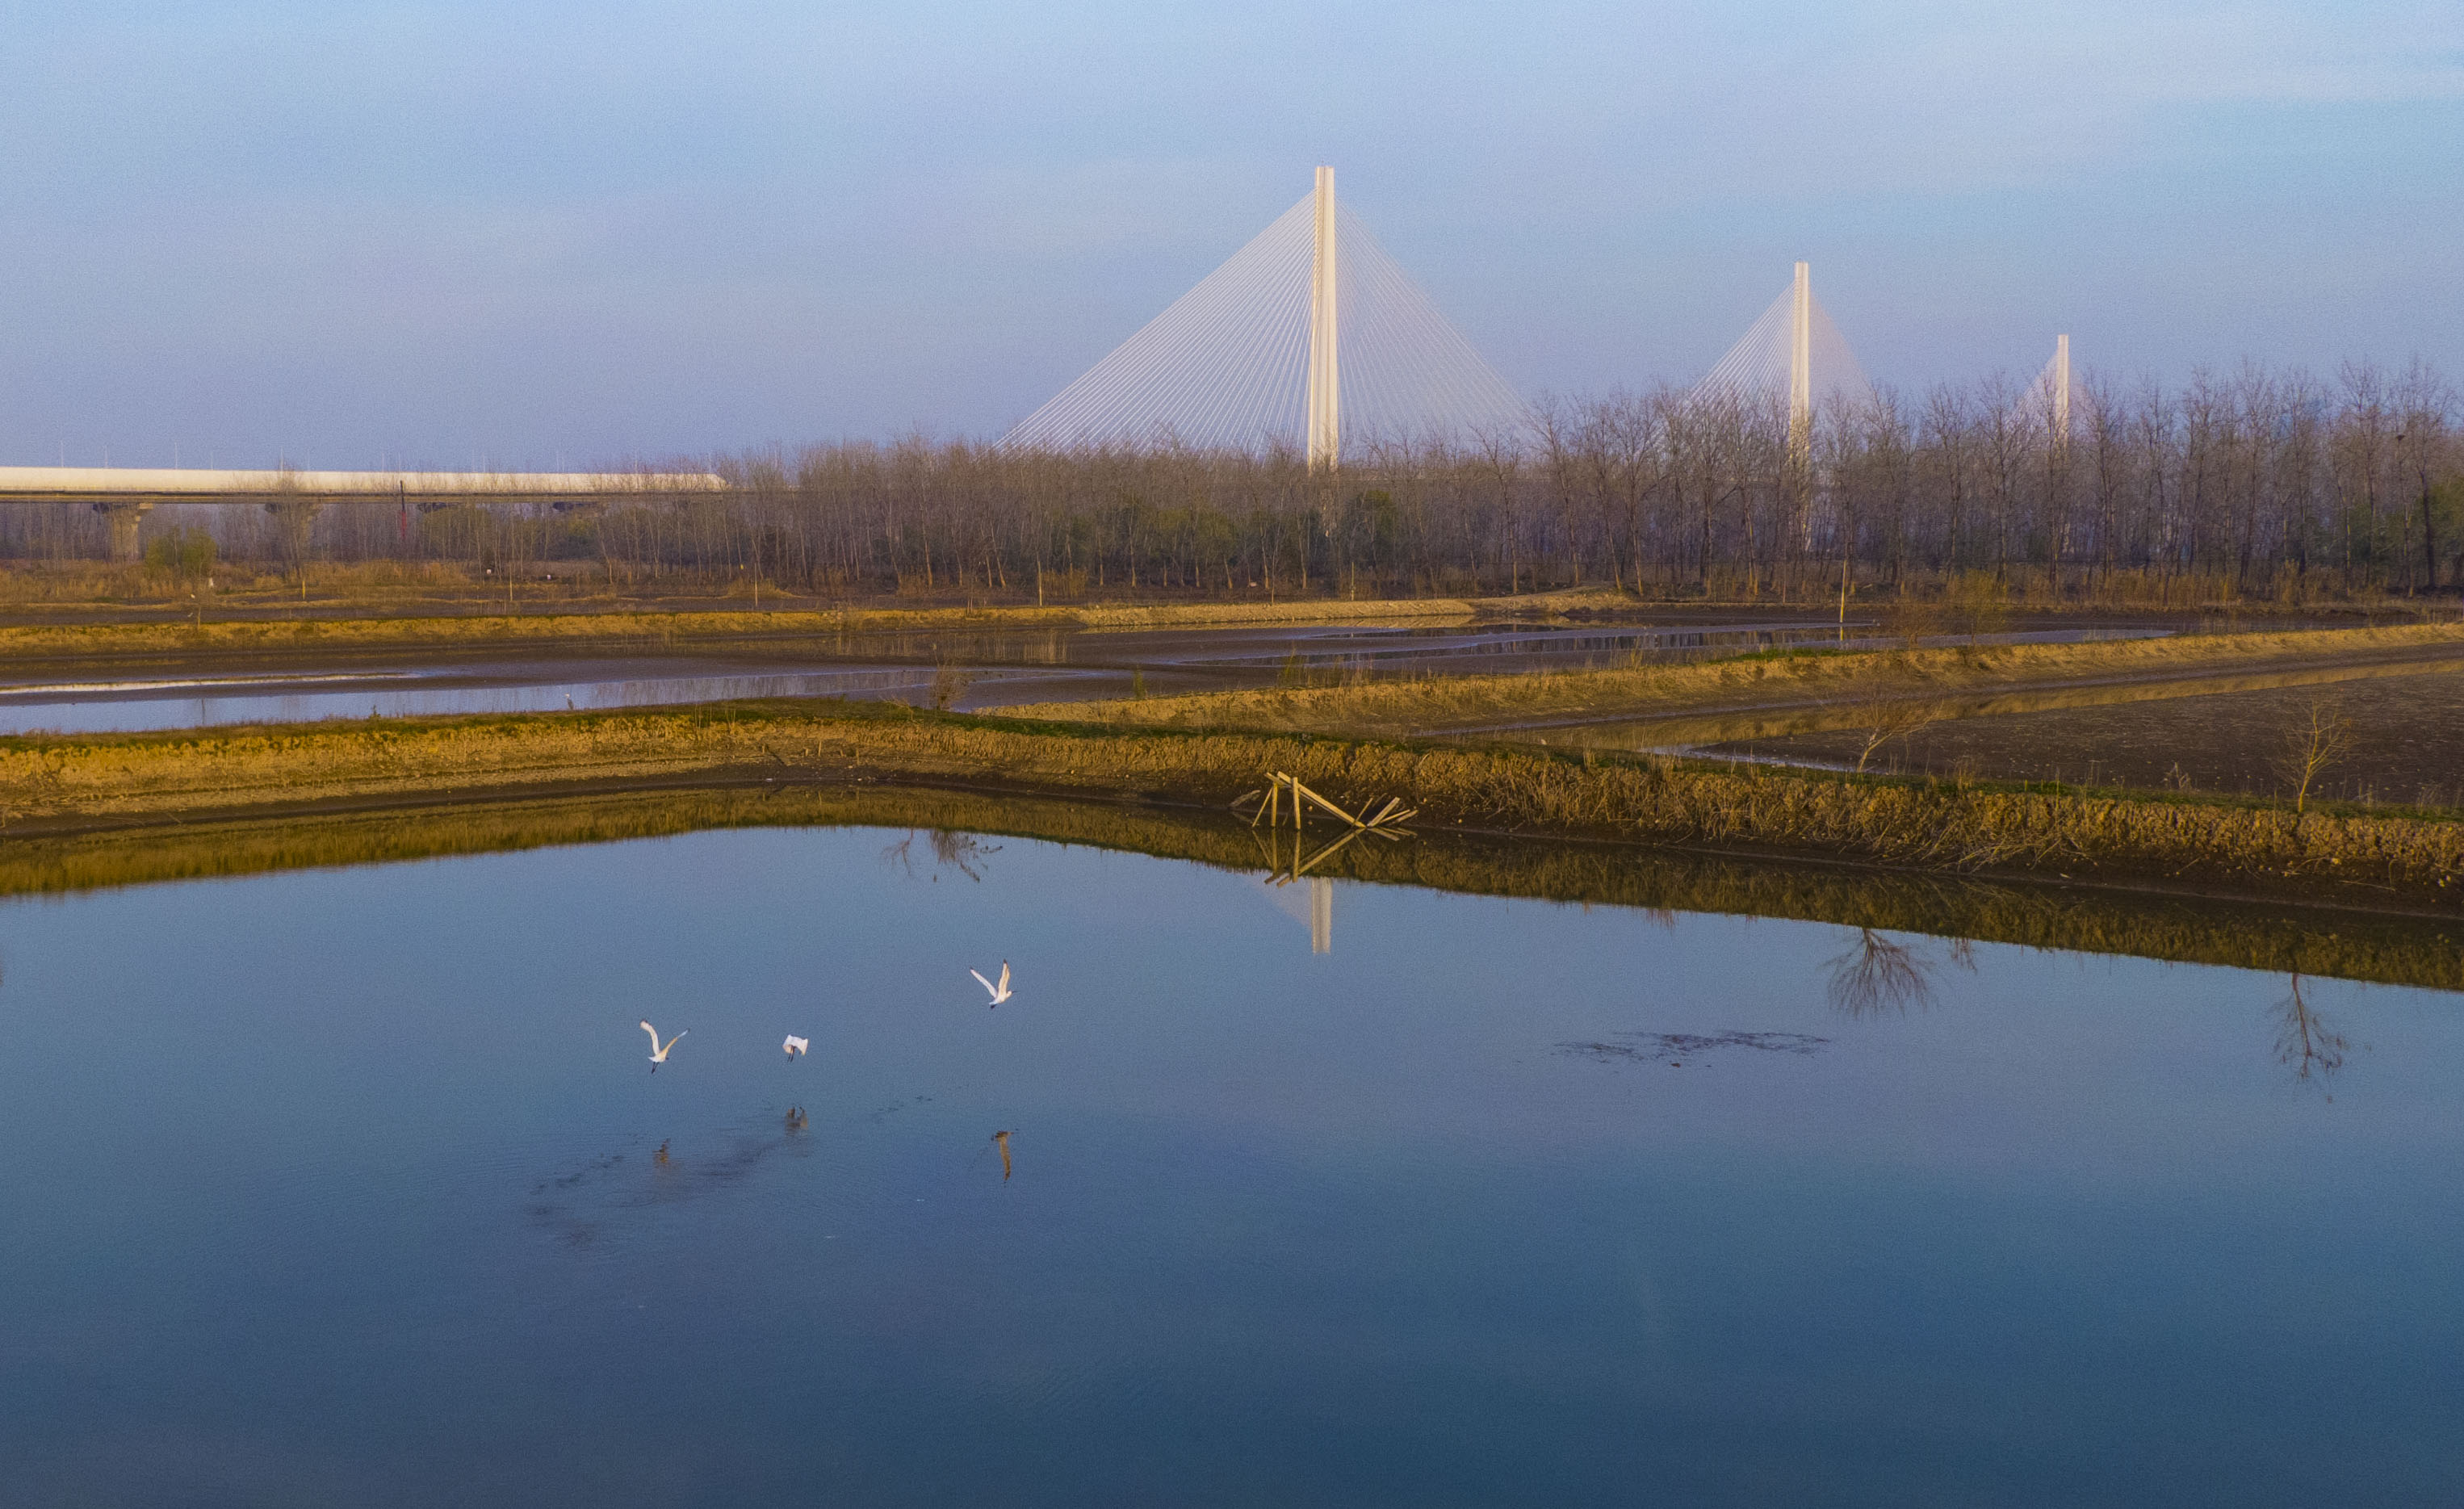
left=0, top=466, right=728, bottom=559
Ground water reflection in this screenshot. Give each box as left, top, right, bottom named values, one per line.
left=880, top=829, right=1001, bottom=882
left=6, top=781, right=2458, bottom=997
left=7, top=821, right=2462, bottom=1504
left=1823, top=926, right=1976, bottom=1017
left=1256, top=854, right=1339, bottom=954
left=2274, top=974, right=2352, bottom=1087
left=0, top=618, right=2185, bottom=736
left=1825, top=928, right=1936, bottom=1016
left=531, top=1120, right=819, bottom=1247
left=0, top=664, right=1087, bottom=735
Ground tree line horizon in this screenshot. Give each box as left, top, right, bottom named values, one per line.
left=6, top=358, right=2461, bottom=605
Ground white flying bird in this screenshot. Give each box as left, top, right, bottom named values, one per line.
left=970, top=962, right=1013, bottom=1007
left=782, top=1035, right=809, bottom=1059
left=640, top=1020, right=686, bottom=1071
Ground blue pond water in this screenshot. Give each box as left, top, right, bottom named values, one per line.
left=2, top=826, right=2458, bottom=1506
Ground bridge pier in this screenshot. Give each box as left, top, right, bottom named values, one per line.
left=91, top=499, right=153, bottom=563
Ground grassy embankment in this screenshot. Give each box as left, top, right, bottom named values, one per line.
left=995, top=622, right=2464, bottom=738
left=2, top=698, right=2458, bottom=908
left=0, top=597, right=1479, bottom=662
left=3, top=783, right=2458, bottom=989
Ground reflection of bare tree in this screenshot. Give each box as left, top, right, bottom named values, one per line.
left=2273, top=974, right=2349, bottom=1084
left=879, top=828, right=1002, bottom=882
left=1825, top=928, right=1939, bottom=1017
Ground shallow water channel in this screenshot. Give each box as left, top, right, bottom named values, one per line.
left=0, top=617, right=2170, bottom=734
left=3, top=820, right=2458, bottom=1506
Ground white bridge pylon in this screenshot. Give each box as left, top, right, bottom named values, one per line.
left=1004, top=168, right=1530, bottom=463
left=1693, top=262, right=1875, bottom=437
left=2029, top=333, right=2074, bottom=440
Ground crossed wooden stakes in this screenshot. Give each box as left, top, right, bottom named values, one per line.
left=1233, top=771, right=1416, bottom=885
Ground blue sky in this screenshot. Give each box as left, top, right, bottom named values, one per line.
left=2, top=0, right=2458, bottom=467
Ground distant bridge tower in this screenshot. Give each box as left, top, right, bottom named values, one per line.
left=1305, top=166, right=1340, bottom=469
left=1004, top=165, right=1524, bottom=456
left=2053, top=333, right=2072, bottom=440
left=1694, top=261, right=1872, bottom=423
left=1788, top=261, right=1812, bottom=463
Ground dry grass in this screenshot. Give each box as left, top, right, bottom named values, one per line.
left=2, top=698, right=2458, bottom=906
left=0, top=595, right=1477, bottom=661
left=0, top=559, right=519, bottom=606
left=994, top=622, right=2464, bottom=736
left=1540, top=655, right=2464, bottom=754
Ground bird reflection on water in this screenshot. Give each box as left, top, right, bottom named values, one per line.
left=531, top=1118, right=819, bottom=1249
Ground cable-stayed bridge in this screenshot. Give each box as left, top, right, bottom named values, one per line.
left=1005, top=168, right=1531, bottom=463
left=1, top=166, right=2085, bottom=566
left=1007, top=170, right=2080, bottom=467
left=1693, top=262, right=1873, bottom=420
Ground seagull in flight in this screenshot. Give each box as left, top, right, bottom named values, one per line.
left=640, top=1020, right=686, bottom=1071
left=782, top=1035, right=809, bottom=1059
left=970, top=962, right=1013, bottom=1007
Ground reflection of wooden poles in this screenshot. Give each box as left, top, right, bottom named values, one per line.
left=1237, top=772, right=1414, bottom=832
left=1288, top=824, right=1367, bottom=881
left=1247, top=807, right=1407, bottom=891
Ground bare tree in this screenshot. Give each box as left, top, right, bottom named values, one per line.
left=2271, top=695, right=2353, bottom=815
left=1842, top=661, right=1946, bottom=773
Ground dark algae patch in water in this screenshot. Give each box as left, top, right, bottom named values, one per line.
left=1561, top=1031, right=1831, bottom=1066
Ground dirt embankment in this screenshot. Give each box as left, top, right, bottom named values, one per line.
left=993, top=622, right=2464, bottom=736
left=0, top=596, right=1478, bottom=665
left=2, top=700, right=2457, bottom=910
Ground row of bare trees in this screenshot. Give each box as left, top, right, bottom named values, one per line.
left=6, top=359, right=2458, bottom=602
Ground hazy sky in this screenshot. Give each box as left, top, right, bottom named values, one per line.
left=3, top=1, right=2458, bottom=468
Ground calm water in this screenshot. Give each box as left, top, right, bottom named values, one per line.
left=0, top=660, right=1092, bottom=735
left=3, top=825, right=2459, bottom=1506
left=0, top=620, right=2172, bottom=734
